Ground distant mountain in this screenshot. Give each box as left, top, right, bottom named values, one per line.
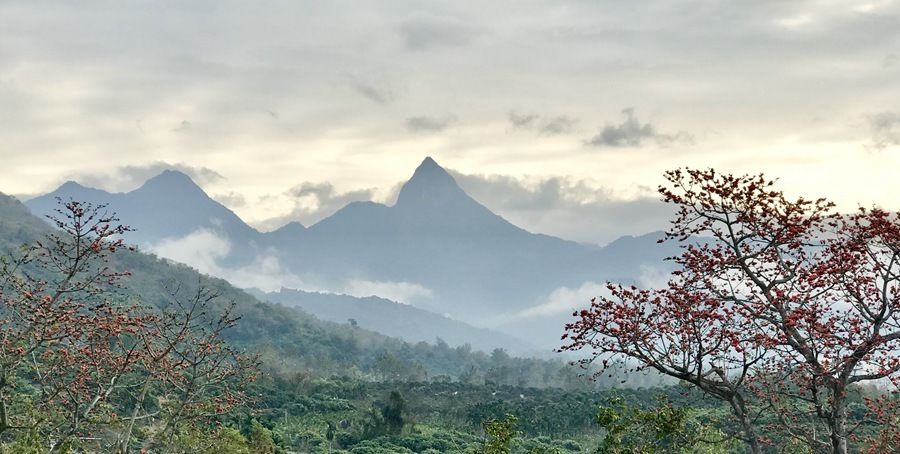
left=268, top=158, right=674, bottom=332
left=1, top=192, right=575, bottom=381
left=25, top=158, right=677, bottom=347
left=26, top=170, right=263, bottom=266
left=248, top=287, right=538, bottom=356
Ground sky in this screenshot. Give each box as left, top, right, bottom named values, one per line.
left=2, top=0, right=899, bottom=244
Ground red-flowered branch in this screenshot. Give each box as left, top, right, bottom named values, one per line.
left=562, top=169, right=900, bottom=454
left=0, top=199, right=257, bottom=452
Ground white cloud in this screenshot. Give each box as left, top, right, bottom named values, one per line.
left=145, top=228, right=311, bottom=292
left=146, top=228, right=230, bottom=276
left=516, top=265, right=671, bottom=319
left=69, top=162, right=224, bottom=193
left=342, top=279, right=433, bottom=305
left=518, top=281, right=610, bottom=319
left=450, top=170, right=672, bottom=245
left=5, top=0, right=900, bottom=227
left=143, top=229, right=435, bottom=302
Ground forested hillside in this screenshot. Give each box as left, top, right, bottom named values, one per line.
left=0, top=193, right=580, bottom=385
left=0, top=192, right=677, bottom=453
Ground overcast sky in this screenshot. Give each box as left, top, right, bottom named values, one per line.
left=2, top=0, right=899, bottom=244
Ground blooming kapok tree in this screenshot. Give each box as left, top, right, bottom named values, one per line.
left=117, top=282, right=259, bottom=453
left=561, top=169, right=900, bottom=454
left=0, top=200, right=257, bottom=452
left=0, top=200, right=148, bottom=450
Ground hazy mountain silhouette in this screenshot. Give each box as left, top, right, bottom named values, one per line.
left=0, top=192, right=553, bottom=372
left=25, top=158, right=676, bottom=346
left=261, top=158, right=674, bottom=338
left=27, top=170, right=262, bottom=266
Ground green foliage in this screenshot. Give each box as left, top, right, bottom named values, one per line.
left=484, top=414, right=519, bottom=454
left=0, top=428, right=46, bottom=454
left=594, top=395, right=735, bottom=454
left=249, top=419, right=278, bottom=454
left=382, top=391, right=407, bottom=435
left=172, top=425, right=253, bottom=453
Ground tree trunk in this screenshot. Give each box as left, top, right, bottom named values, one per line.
left=830, top=390, right=849, bottom=454
left=729, top=394, right=762, bottom=454
left=830, top=415, right=848, bottom=454
left=118, top=378, right=152, bottom=454
left=741, top=415, right=763, bottom=454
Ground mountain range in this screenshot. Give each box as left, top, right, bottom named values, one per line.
left=25, top=157, right=676, bottom=348
left=0, top=192, right=577, bottom=382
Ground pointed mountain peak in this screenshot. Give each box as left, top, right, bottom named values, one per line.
left=410, top=156, right=451, bottom=180
left=395, top=157, right=470, bottom=208
left=418, top=156, right=440, bottom=169
left=58, top=180, right=87, bottom=191
left=137, top=170, right=205, bottom=195
left=148, top=169, right=195, bottom=185
left=48, top=180, right=109, bottom=198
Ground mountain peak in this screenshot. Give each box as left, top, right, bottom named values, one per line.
left=412, top=156, right=452, bottom=179
left=149, top=169, right=194, bottom=184
left=395, top=157, right=470, bottom=208
left=137, top=170, right=205, bottom=195
left=58, top=180, right=86, bottom=191
left=47, top=180, right=109, bottom=199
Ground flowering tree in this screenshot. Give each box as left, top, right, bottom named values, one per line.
left=0, top=200, right=257, bottom=452
left=0, top=200, right=146, bottom=450
left=118, top=282, right=258, bottom=453
left=562, top=169, right=900, bottom=454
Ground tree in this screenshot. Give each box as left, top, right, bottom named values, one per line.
left=0, top=200, right=148, bottom=451
left=0, top=199, right=257, bottom=452
left=248, top=419, right=277, bottom=454
left=118, top=282, right=259, bottom=453
left=382, top=390, right=406, bottom=435
left=594, top=395, right=734, bottom=454
left=483, top=414, right=518, bottom=454
left=562, top=169, right=900, bottom=454
left=326, top=421, right=336, bottom=453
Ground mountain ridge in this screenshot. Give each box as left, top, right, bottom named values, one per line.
left=23, top=158, right=676, bottom=347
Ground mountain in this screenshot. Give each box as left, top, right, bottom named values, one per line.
left=248, top=287, right=538, bottom=356
left=1, top=192, right=577, bottom=383
left=25, top=158, right=677, bottom=347
left=26, top=170, right=262, bottom=266
left=268, top=158, right=674, bottom=342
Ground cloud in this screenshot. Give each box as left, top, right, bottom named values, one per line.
left=5, top=0, right=899, bottom=223
left=586, top=109, right=693, bottom=148
left=289, top=182, right=376, bottom=217
left=144, top=228, right=434, bottom=302
left=396, top=14, right=482, bottom=51
left=509, top=111, right=539, bottom=129
left=883, top=53, right=898, bottom=68
left=213, top=191, right=247, bottom=208
left=868, top=111, right=900, bottom=150
left=540, top=116, right=578, bottom=135
left=172, top=120, right=192, bottom=132
left=255, top=182, right=377, bottom=230
left=347, top=74, right=396, bottom=104
left=145, top=228, right=229, bottom=276
left=406, top=115, right=457, bottom=132
left=254, top=167, right=669, bottom=244
left=516, top=266, right=670, bottom=319
left=145, top=228, right=311, bottom=292
left=342, top=279, right=433, bottom=305
left=508, top=111, right=577, bottom=135
left=72, top=161, right=224, bottom=193
left=518, top=281, right=609, bottom=318
left=354, top=82, right=393, bottom=104
left=450, top=170, right=672, bottom=245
